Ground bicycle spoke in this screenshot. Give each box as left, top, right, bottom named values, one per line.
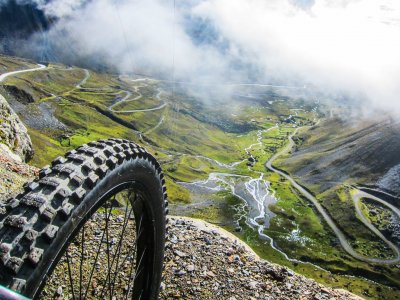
left=105, top=198, right=113, bottom=299
left=109, top=203, right=134, bottom=295
left=124, top=228, right=140, bottom=299
left=129, top=190, right=138, bottom=204
left=65, top=249, right=76, bottom=300
left=107, top=205, right=131, bottom=296
left=128, top=247, right=147, bottom=299
left=83, top=202, right=115, bottom=299
left=40, top=190, right=154, bottom=300
left=97, top=197, right=115, bottom=299
left=101, top=201, right=135, bottom=298
left=135, top=214, right=144, bottom=245
left=99, top=196, right=133, bottom=299
left=123, top=203, right=145, bottom=299
left=79, top=224, right=85, bottom=299
left=134, top=247, right=147, bottom=281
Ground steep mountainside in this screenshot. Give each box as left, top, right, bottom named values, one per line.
left=0, top=93, right=37, bottom=201
left=378, top=165, right=400, bottom=196
left=0, top=94, right=33, bottom=161
left=277, top=117, right=400, bottom=194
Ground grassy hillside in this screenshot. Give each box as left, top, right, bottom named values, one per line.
left=0, top=54, right=38, bottom=73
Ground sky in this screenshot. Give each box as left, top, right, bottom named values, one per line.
left=1, top=0, right=400, bottom=115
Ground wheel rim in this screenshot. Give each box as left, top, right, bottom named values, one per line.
left=38, top=188, right=154, bottom=300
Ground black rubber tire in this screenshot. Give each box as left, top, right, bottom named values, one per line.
left=0, top=138, right=168, bottom=299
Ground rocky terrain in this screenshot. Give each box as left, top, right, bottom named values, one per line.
left=0, top=94, right=34, bottom=162
left=0, top=93, right=38, bottom=201
left=161, top=217, right=362, bottom=300
left=0, top=148, right=38, bottom=202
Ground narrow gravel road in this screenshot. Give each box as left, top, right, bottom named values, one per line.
left=265, top=127, right=400, bottom=264
left=0, top=64, right=46, bottom=83
left=109, top=87, right=167, bottom=113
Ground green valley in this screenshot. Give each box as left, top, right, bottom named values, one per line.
left=1, top=54, right=400, bottom=299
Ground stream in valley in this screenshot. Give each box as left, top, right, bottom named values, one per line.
left=179, top=125, right=332, bottom=269
left=181, top=126, right=278, bottom=231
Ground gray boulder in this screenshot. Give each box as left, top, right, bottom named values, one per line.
left=0, top=94, right=34, bottom=162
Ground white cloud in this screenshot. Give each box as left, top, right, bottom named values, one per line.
left=5, top=0, right=400, bottom=115
left=191, top=0, right=400, bottom=114
left=40, top=0, right=85, bottom=17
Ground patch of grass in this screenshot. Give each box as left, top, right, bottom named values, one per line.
left=111, top=95, right=163, bottom=111
left=12, top=67, right=86, bottom=95
left=147, top=106, right=245, bottom=163
left=70, top=90, right=120, bottom=107
left=27, top=99, right=140, bottom=167
left=79, top=71, right=119, bottom=89
left=0, top=54, right=38, bottom=73
left=362, top=200, right=393, bottom=230
left=118, top=109, right=165, bottom=133
left=28, top=128, right=66, bottom=166
left=164, top=177, right=190, bottom=204
left=318, top=187, right=391, bottom=257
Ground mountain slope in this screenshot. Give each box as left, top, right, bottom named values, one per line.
left=277, top=117, right=400, bottom=194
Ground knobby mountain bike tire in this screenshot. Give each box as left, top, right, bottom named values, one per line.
left=0, top=139, right=168, bottom=299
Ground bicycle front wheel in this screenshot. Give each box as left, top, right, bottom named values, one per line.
left=0, top=139, right=168, bottom=299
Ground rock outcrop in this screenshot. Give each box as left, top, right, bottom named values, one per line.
left=161, top=217, right=363, bottom=300
left=0, top=151, right=38, bottom=201
left=3, top=85, right=35, bottom=104
left=0, top=94, right=34, bottom=162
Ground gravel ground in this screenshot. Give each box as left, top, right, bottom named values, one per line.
left=161, top=217, right=363, bottom=300
left=0, top=149, right=38, bottom=202
left=40, top=212, right=138, bottom=300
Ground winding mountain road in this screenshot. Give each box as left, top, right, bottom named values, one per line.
left=0, top=64, right=47, bottom=83
left=352, top=190, right=400, bottom=259
left=108, top=90, right=134, bottom=111
left=0, top=64, right=48, bottom=105
left=113, top=103, right=167, bottom=113
left=108, top=87, right=167, bottom=113
left=75, top=69, right=90, bottom=89
left=180, top=127, right=329, bottom=270
left=265, top=127, right=400, bottom=264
